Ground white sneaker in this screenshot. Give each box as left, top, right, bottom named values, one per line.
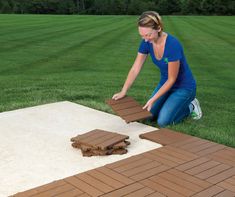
left=191, top=98, right=202, bottom=120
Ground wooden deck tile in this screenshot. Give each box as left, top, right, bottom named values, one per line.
left=13, top=180, right=71, bottom=197
left=217, top=175, right=235, bottom=192
left=140, top=179, right=184, bottom=197
left=86, top=169, right=124, bottom=189
left=139, top=128, right=191, bottom=145
left=213, top=190, right=235, bottom=197
left=100, top=183, right=144, bottom=197
left=64, top=176, right=103, bottom=197
left=121, top=187, right=155, bottom=197
left=76, top=172, right=114, bottom=193
left=206, top=167, right=235, bottom=184
left=106, top=96, right=152, bottom=123
left=208, top=148, right=235, bottom=166
left=106, top=155, right=144, bottom=169
left=96, top=166, right=135, bottom=185
left=191, top=185, right=225, bottom=197
left=176, top=157, right=211, bottom=171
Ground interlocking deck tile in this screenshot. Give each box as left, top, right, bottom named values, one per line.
left=86, top=169, right=124, bottom=189
left=191, top=185, right=226, bottom=197
left=139, top=128, right=192, bottom=145
left=12, top=180, right=75, bottom=197
left=171, top=138, right=226, bottom=157
left=140, top=179, right=184, bottom=197
left=208, top=148, right=235, bottom=166
left=213, top=190, right=235, bottom=197
left=206, top=167, right=235, bottom=184
left=71, top=129, right=130, bottom=156
left=12, top=127, right=235, bottom=197
left=217, top=175, right=235, bottom=192
left=64, top=176, right=103, bottom=197
left=106, top=96, right=152, bottom=123
left=100, top=183, right=144, bottom=197
left=71, top=129, right=129, bottom=150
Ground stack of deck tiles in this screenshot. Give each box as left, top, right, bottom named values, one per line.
left=71, top=129, right=130, bottom=157
left=106, top=96, right=152, bottom=123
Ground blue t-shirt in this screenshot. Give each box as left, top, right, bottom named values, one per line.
left=138, top=34, right=196, bottom=89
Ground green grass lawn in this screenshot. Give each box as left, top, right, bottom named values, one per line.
left=0, top=14, right=234, bottom=147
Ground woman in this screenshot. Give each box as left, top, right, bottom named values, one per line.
left=112, top=11, right=202, bottom=127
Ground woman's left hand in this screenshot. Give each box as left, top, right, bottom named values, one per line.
left=143, top=98, right=155, bottom=111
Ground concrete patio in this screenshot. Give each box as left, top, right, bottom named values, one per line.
left=0, top=101, right=161, bottom=197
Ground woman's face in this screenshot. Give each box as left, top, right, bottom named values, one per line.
left=138, top=26, right=158, bottom=43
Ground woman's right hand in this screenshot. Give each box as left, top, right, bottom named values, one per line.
left=112, top=91, right=126, bottom=100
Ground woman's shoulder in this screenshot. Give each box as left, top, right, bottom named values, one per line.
left=167, top=34, right=181, bottom=44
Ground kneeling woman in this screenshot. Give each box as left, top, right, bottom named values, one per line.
left=112, top=11, right=202, bottom=127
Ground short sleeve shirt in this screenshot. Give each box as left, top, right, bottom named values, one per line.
left=138, top=34, right=196, bottom=89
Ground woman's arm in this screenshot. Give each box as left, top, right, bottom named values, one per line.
left=143, top=60, right=180, bottom=111
left=112, top=52, right=147, bottom=100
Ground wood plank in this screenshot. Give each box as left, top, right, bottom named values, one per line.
left=143, top=151, right=178, bottom=167
left=32, top=184, right=75, bottom=197
left=206, top=167, right=235, bottom=184
left=146, top=192, right=166, bottom=197
left=140, top=179, right=183, bottom=197
left=191, top=185, right=224, bottom=197
left=55, top=188, right=85, bottom=197
left=123, top=110, right=152, bottom=123
left=13, top=180, right=67, bottom=197
left=64, top=176, right=103, bottom=197
left=196, top=144, right=225, bottom=156
left=116, top=106, right=144, bottom=117
left=176, top=157, right=210, bottom=171
left=150, top=176, right=194, bottom=196
left=96, top=167, right=134, bottom=185
left=157, top=146, right=198, bottom=162
left=113, top=158, right=152, bottom=173
left=213, top=190, right=235, bottom=197
left=130, top=165, right=170, bottom=181
left=124, top=187, right=155, bottom=197
left=111, top=100, right=139, bottom=111
left=185, top=160, right=220, bottom=175
left=139, top=128, right=191, bottom=146
left=217, top=176, right=235, bottom=192
left=122, top=161, right=161, bottom=177
left=100, top=183, right=144, bottom=197
left=157, top=172, right=203, bottom=192
left=106, top=155, right=144, bottom=169
left=196, top=164, right=231, bottom=180
left=106, top=97, right=135, bottom=105
left=76, top=173, right=113, bottom=193
left=86, top=169, right=124, bottom=189
left=167, top=169, right=212, bottom=189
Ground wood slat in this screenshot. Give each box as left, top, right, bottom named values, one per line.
left=106, top=96, right=152, bottom=123
left=185, top=160, right=221, bottom=175
left=100, top=183, right=144, bottom=197
left=139, top=128, right=191, bottom=146
left=64, top=176, right=103, bottom=197
left=76, top=173, right=113, bottom=193
left=191, top=185, right=225, bottom=197
left=206, top=167, right=235, bottom=184
left=96, top=167, right=134, bottom=185
left=86, top=169, right=124, bottom=189
left=106, top=96, right=135, bottom=105
left=140, top=179, right=183, bottom=197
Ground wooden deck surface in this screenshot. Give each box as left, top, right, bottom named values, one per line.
left=13, top=128, right=235, bottom=197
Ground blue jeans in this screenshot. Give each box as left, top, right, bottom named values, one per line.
left=150, top=85, right=196, bottom=127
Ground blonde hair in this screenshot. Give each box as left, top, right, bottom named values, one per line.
left=138, top=11, right=163, bottom=36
